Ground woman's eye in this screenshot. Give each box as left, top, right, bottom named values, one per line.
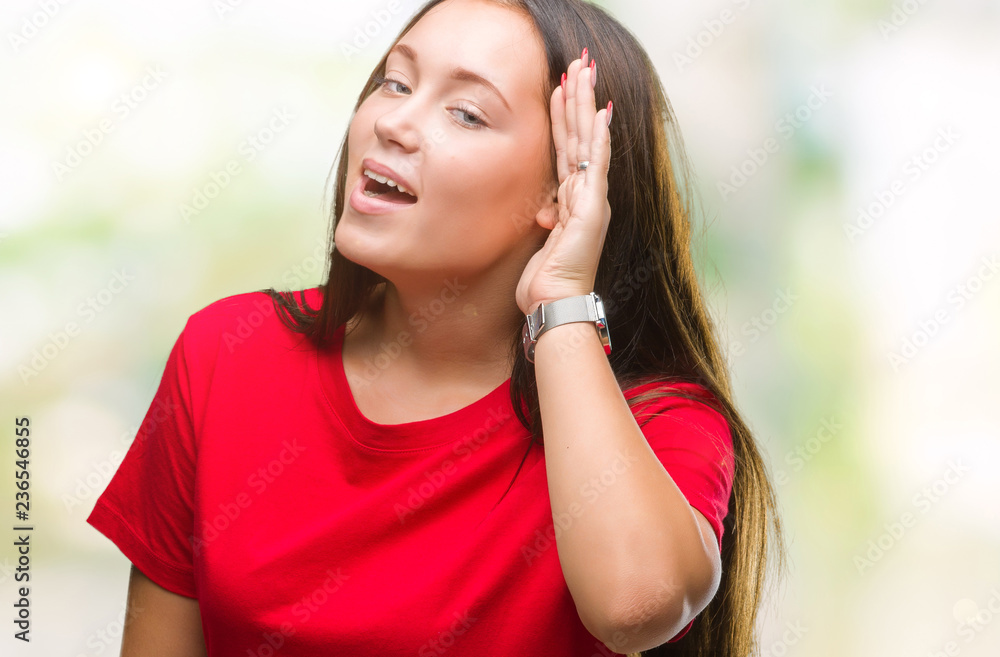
left=375, top=75, right=409, bottom=94
left=453, top=107, right=486, bottom=129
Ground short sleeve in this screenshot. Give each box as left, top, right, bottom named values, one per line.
left=86, top=325, right=199, bottom=598
left=629, top=385, right=736, bottom=643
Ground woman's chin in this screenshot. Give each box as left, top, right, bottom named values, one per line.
left=332, top=225, right=397, bottom=276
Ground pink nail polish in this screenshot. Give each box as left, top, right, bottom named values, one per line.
left=591, top=60, right=597, bottom=88
left=581, top=47, right=588, bottom=63
left=606, top=100, right=613, bottom=126
left=561, top=72, right=566, bottom=90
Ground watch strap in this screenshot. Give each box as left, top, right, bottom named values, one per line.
left=523, top=292, right=611, bottom=363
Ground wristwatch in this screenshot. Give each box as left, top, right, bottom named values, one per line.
left=522, top=292, right=612, bottom=363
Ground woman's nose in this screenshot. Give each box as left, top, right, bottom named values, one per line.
left=373, top=102, right=423, bottom=152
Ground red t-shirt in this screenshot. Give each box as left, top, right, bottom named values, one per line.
left=87, top=287, right=735, bottom=656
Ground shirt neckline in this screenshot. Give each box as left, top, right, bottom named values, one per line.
left=316, top=322, right=515, bottom=452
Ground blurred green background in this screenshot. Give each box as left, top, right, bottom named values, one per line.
left=2, top=0, right=998, bottom=654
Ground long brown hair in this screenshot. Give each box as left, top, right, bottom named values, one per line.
left=259, top=1, right=786, bottom=655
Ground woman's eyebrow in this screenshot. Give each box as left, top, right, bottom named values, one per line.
left=389, top=42, right=511, bottom=112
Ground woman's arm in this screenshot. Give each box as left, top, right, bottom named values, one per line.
left=120, top=564, right=208, bottom=657
left=533, top=321, right=721, bottom=653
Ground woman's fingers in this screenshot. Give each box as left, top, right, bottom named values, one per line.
left=551, top=54, right=602, bottom=188
left=563, top=57, right=582, bottom=177
left=575, top=60, right=595, bottom=172
left=550, top=85, right=569, bottom=185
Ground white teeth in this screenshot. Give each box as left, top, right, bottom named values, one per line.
left=364, top=168, right=416, bottom=197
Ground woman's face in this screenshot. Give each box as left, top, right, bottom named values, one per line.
left=335, top=0, right=555, bottom=288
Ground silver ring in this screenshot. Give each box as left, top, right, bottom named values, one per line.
left=577, top=160, right=589, bottom=171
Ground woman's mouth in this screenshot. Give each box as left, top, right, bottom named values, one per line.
left=361, top=168, right=418, bottom=205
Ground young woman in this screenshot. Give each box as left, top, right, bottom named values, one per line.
left=88, top=0, right=785, bottom=655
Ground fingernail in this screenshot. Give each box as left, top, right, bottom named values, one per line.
left=606, top=100, right=613, bottom=126
left=590, top=60, right=597, bottom=88
left=561, top=72, right=566, bottom=90
left=581, top=47, right=588, bottom=64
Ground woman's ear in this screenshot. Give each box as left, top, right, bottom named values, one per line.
left=534, top=197, right=559, bottom=231
left=532, top=178, right=561, bottom=231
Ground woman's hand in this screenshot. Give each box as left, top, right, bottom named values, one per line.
left=515, top=48, right=613, bottom=317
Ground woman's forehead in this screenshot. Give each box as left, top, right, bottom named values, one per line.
left=398, top=0, right=548, bottom=104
